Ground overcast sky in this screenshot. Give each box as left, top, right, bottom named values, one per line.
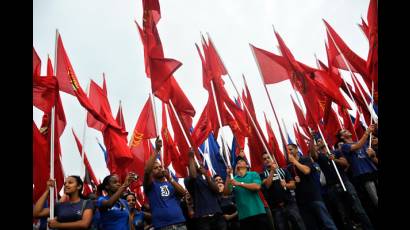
left=33, top=0, right=370, bottom=182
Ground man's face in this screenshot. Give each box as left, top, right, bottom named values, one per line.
left=262, top=154, right=272, bottom=167
left=317, top=139, right=325, bottom=148
left=152, top=162, right=164, bottom=178
left=236, top=160, right=248, bottom=170
left=339, top=129, right=352, bottom=139
left=286, top=145, right=298, bottom=156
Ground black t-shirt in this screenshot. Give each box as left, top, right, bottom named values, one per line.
left=218, top=195, right=237, bottom=216
left=316, top=150, right=347, bottom=186
left=259, top=167, right=293, bottom=208
left=184, top=175, right=222, bottom=218
left=293, top=156, right=323, bottom=204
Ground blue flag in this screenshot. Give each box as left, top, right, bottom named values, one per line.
left=206, top=134, right=227, bottom=181
left=287, top=133, right=303, bottom=156
left=97, top=139, right=108, bottom=164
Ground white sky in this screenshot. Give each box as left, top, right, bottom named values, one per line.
left=33, top=0, right=370, bottom=181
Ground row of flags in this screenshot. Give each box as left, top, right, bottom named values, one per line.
left=33, top=0, right=378, bottom=206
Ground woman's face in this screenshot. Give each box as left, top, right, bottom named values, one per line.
left=106, top=175, right=121, bottom=194
left=126, top=194, right=136, bottom=209
left=64, top=176, right=81, bottom=195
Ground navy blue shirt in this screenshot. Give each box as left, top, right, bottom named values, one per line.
left=145, top=181, right=185, bottom=229
left=259, top=167, right=293, bottom=208
left=293, top=156, right=323, bottom=204
left=55, top=199, right=94, bottom=223
left=341, top=143, right=377, bottom=178
left=316, top=150, right=348, bottom=186
left=96, top=196, right=130, bottom=230
left=184, top=175, right=222, bottom=218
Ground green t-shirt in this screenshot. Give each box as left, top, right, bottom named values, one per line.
left=231, top=171, right=266, bottom=220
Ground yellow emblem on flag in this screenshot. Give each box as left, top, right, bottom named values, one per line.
left=68, top=68, right=79, bottom=91
left=130, top=130, right=144, bottom=148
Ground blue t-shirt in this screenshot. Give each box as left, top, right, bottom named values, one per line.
left=341, top=143, right=377, bottom=177
left=55, top=199, right=94, bottom=223
left=184, top=176, right=222, bottom=218
left=145, top=181, right=186, bottom=229
left=96, top=196, right=130, bottom=230
left=131, top=209, right=145, bottom=230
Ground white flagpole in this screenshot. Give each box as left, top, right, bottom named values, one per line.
left=325, top=25, right=377, bottom=124
left=210, top=81, right=232, bottom=168
left=369, top=81, right=374, bottom=148
left=49, top=29, right=59, bottom=224
left=80, top=81, right=90, bottom=181
left=316, top=124, right=347, bottom=192
left=149, top=93, right=163, bottom=165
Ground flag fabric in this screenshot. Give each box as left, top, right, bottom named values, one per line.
left=338, top=105, right=358, bottom=142
left=87, top=80, right=114, bottom=132
left=293, top=125, right=309, bottom=157
left=192, top=99, right=213, bottom=148
left=115, top=101, right=128, bottom=143
left=71, top=129, right=99, bottom=186
left=250, top=44, right=291, bottom=84
left=366, top=0, right=378, bottom=105
left=142, top=0, right=161, bottom=25
left=33, top=75, right=59, bottom=114
left=33, top=122, right=50, bottom=202
left=150, top=57, right=182, bottom=98
left=56, top=34, right=118, bottom=129
left=264, top=114, right=287, bottom=167
left=161, top=103, right=188, bottom=178
left=33, top=47, right=41, bottom=77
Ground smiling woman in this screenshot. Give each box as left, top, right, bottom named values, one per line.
left=33, top=176, right=95, bottom=229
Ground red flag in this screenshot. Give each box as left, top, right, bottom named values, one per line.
left=142, top=0, right=161, bottom=25
left=366, top=0, right=378, bottom=104
left=161, top=103, right=188, bottom=178
left=359, top=17, right=370, bottom=40
left=312, top=70, right=351, bottom=109
left=322, top=103, right=342, bottom=148
left=128, top=138, right=153, bottom=185
left=130, top=96, right=158, bottom=140
left=264, top=115, right=287, bottom=167
left=33, top=122, right=50, bottom=202
left=87, top=80, right=113, bottom=132
left=56, top=34, right=116, bottom=129
left=151, top=58, right=182, bottom=100
left=71, top=129, right=99, bottom=186
left=324, top=20, right=371, bottom=91
left=250, top=44, right=291, bottom=84
left=207, top=38, right=228, bottom=78
left=33, top=47, right=41, bottom=77
left=33, top=75, right=58, bottom=114
left=293, top=125, right=309, bottom=157
left=192, top=99, right=213, bottom=147
left=291, top=97, right=307, bottom=128
left=353, top=111, right=365, bottom=139
left=115, top=101, right=128, bottom=143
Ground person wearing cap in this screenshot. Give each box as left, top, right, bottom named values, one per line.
left=224, top=157, right=268, bottom=230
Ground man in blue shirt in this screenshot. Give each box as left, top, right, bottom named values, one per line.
left=337, top=124, right=378, bottom=208
left=143, top=138, right=187, bottom=230
left=184, top=150, right=227, bottom=230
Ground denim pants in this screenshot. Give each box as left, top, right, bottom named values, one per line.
left=271, top=200, right=306, bottom=230
left=299, top=200, right=337, bottom=230
left=158, top=223, right=187, bottom=230
left=344, top=180, right=374, bottom=230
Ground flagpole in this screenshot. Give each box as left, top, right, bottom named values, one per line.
left=49, top=29, right=60, bottom=224
left=248, top=45, right=289, bottom=160
left=210, top=81, right=232, bottom=168
left=325, top=25, right=377, bottom=124
left=316, top=124, right=347, bottom=192
left=80, top=81, right=90, bottom=181
left=369, top=81, right=374, bottom=148
left=149, top=93, right=163, bottom=165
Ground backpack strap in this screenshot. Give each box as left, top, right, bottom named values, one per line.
left=80, top=199, right=87, bottom=217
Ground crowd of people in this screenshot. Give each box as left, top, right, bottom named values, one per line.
left=33, top=124, right=378, bottom=230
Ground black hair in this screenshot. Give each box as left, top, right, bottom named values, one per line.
left=213, top=174, right=222, bottom=179
left=287, top=143, right=298, bottom=149
left=336, top=129, right=344, bottom=143
left=124, top=192, right=136, bottom=200
left=96, top=175, right=114, bottom=196
left=67, top=175, right=85, bottom=199
left=235, top=156, right=247, bottom=164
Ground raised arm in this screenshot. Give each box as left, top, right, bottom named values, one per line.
left=99, top=173, right=136, bottom=210
left=198, top=163, right=219, bottom=194
left=223, top=167, right=233, bottom=195
left=33, top=179, right=54, bottom=218
left=288, top=154, right=311, bottom=175
left=164, top=168, right=187, bottom=196
left=143, top=137, right=162, bottom=188
left=350, top=125, right=375, bottom=151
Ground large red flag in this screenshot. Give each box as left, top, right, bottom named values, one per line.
left=71, top=129, right=99, bottom=186
left=192, top=99, right=213, bottom=148
left=250, top=44, right=291, bottom=84
left=322, top=101, right=342, bottom=148
left=87, top=80, right=114, bottom=132
left=324, top=20, right=371, bottom=91
left=33, top=122, right=50, bottom=202
left=150, top=58, right=182, bottom=100
left=56, top=34, right=117, bottom=129
left=313, top=70, right=351, bottom=109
